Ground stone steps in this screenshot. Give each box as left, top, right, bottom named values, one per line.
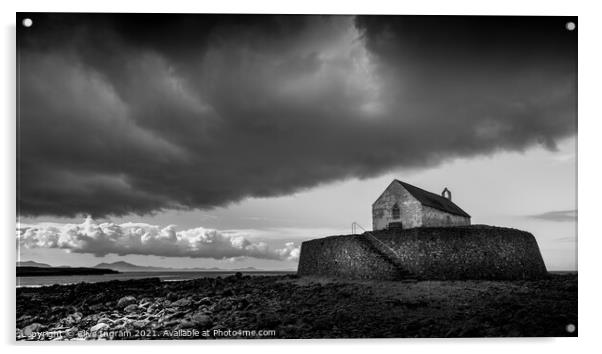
left=360, top=232, right=410, bottom=279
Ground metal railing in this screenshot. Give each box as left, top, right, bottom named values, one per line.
left=351, top=222, right=402, bottom=260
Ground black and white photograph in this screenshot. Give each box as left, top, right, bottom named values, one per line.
left=15, top=12, right=577, bottom=340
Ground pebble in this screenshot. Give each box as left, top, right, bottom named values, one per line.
left=22, top=323, right=44, bottom=336
left=132, top=320, right=148, bottom=329
left=117, top=296, right=137, bottom=309
left=124, top=304, right=139, bottom=313
left=190, top=312, right=213, bottom=327
left=61, top=312, right=82, bottom=326
left=97, top=317, right=112, bottom=324
left=197, top=297, right=212, bottom=306
left=171, top=298, right=192, bottom=307
left=90, top=323, right=109, bottom=332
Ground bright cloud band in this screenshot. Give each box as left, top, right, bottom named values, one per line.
left=17, top=216, right=300, bottom=261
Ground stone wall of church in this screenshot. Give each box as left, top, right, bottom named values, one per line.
left=422, top=205, right=471, bottom=227
left=372, top=182, right=422, bottom=231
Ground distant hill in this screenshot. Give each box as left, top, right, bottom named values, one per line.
left=93, top=261, right=165, bottom=272
left=16, top=261, right=52, bottom=268
left=17, top=266, right=118, bottom=277
left=18, top=260, right=265, bottom=272
left=92, top=261, right=261, bottom=272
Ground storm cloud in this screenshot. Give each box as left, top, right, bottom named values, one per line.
left=17, top=14, right=577, bottom=217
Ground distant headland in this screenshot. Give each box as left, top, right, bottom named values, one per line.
left=16, top=260, right=263, bottom=276
left=17, top=266, right=119, bottom=277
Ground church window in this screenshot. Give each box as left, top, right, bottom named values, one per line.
left=392, top=203, right=400, bottom=219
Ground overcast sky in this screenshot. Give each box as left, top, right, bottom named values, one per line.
left=17, top=14, right=577, bottom=270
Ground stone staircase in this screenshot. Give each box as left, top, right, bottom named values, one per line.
left=352, top=222, right=411, bottom=279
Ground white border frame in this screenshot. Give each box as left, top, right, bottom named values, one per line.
left=3, top=1, right=599, bottom=352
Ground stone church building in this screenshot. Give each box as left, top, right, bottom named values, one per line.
left=372, top=180, right=471, bottom=231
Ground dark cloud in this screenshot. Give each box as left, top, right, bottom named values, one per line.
left=529, top=209, right=577, bottom=222
left=17, top=14, right=577, bottom=217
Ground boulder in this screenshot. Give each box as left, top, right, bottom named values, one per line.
left=117, top=296, right=137, bottom=309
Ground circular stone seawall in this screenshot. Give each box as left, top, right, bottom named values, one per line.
left=297, top=225, right=548, bottom=280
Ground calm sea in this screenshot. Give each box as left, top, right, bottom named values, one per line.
left=16, top=271, right=296, bottom=287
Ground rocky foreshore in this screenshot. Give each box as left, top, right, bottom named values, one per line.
left=16, top=273, right=577, bottom=340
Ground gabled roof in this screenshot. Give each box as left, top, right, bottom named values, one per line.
left=394, top=180, right=471, bottom=218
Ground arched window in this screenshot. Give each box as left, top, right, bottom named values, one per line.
left=392, top=203, right=400, bottom=219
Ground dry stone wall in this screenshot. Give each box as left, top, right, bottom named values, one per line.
left=297, top=225, right=548, bottom=280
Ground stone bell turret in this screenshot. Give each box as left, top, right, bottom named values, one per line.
left=441, top=187, right=452, bottom=201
